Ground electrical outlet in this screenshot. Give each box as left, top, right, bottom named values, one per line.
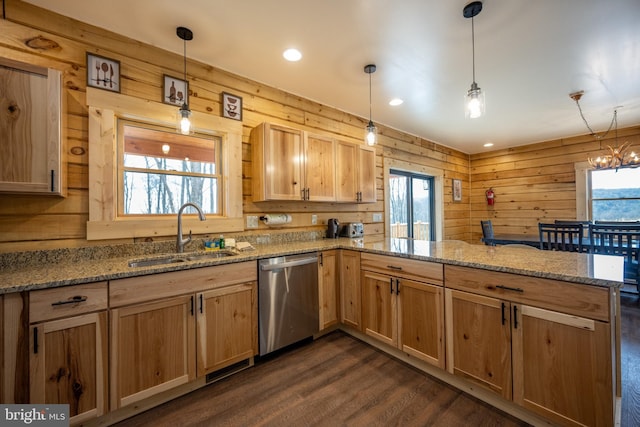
left=373, top=213, right=382, bottom=222
left=311, top=214, right=317, bottom=225
left=246, top=215, right=259, bottom=228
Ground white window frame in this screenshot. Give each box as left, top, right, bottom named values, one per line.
left=86, top=88, right=243, bottom=240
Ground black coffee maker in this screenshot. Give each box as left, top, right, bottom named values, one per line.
left=326, top=218, right=339, bottom=238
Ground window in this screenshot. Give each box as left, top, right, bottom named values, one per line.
left=389, top=169, right=435, bottom=240
left=118, top=121, right=222, bottom=216
left=86, top=88, right=243, bottom=240
left=590, top=168, right=640, bottom=221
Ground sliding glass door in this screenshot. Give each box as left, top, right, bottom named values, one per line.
left=389, top=169, right=435, bottom=240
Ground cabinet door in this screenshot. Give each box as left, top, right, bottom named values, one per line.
left=304, top=133, right=336, bottom=201
left=335, top=141, right=359, bottom=202
left=357, top=145, right=376, bottom=203
left=445, top=289, right=512, bottom=400
left=110, top=295, right=195, bottom=410
left=339, top=250, right=361, bottom=329
left=263, top=124, right=304, bottom=200
left=362, top=270, right=396, bottom=347
left=512, top=304, right=613, bottom=426
left=399, top=279, right=444, bottom=368
left=30, top=312, right=107, bottom=424
left=0, top=63, right=64, bottom=196
left=319, top=250, right=339, bottom=330
left=196, top=283, right=257, bottom=376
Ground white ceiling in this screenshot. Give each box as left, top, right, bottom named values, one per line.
left=26, top=0, right=640, bottom=154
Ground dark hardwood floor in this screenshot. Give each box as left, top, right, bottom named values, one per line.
left=621, top=292, right=640, bottom=427
left=116, top=293, right=640, bottom=427
left=116, top=333, right=526, bottom=427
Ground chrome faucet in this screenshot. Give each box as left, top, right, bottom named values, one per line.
left=176, top=202, right=206, bottom=253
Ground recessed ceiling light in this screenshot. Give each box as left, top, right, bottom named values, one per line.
left=283, top=48, right=302, bottom=62
left=483, top=142, right=494, bottom=148
left=389, top=98, right=404, bottom=106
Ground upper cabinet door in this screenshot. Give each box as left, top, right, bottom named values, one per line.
left=304, top=133, right=336, bottom=201
left=335, top=140, right=359, bottom=203
left=0, top=59, right=65, bottom=196
left=358, top=145, right=376, bottom=203
left=251, top=123, right=304, bottom=201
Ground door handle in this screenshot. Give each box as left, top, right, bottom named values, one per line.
left=513, top=305, right=518, bottom=329
left=501, top=302, right=506, bottom=325
left=51, top=295, right=88, bottom=306
left=495, top=285, right=524, bottom=293
left=390, top=278, right=394, bottom=294
left=199, top=294, right=203, bottom=314
left=33, top=326, right=38, bottom=354
left=396, top=278, right=400, bottom=295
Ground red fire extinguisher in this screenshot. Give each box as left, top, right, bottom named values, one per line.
left=485, top=188, right=495, bottom=206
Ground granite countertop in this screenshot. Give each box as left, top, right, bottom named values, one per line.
left=0, top=237, right=624, bottom=294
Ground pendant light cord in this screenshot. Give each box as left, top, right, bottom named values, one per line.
left=471, top=16, right=476, bottom=84
left=183, top=37, right=187, bottom=104
left=573, top=98, right=617, bottom=141
left=369, top=71, right=372, bottom=121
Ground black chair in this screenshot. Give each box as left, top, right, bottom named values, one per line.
left=554, top=220, right=591, bottom=238
left=538, top=223, right=586, bottom=252
left=589, top=223, right=640, bottom=286
left=480, top=220, right=495, bottom=246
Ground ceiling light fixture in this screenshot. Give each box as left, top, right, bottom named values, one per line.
left=283, top=48, right=302, bottom=62
left=364, top=64, right=377, bottom=146
left=389, top=98, right=403, bottom=106
left=176, top=26, right=193, bottom=135
left=463, top=1, right=485, bottom=119
left=570, top=91, right=639, bottom=171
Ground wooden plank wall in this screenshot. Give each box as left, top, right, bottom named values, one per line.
left=0, top=0, right=471, bottom=252
left=470, top=125, right=640, bottom=243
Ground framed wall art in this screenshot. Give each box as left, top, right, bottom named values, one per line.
left=163, top=74, right=189, bottom=106
left=221, top=92, right=243, bottom=121
left=87, top=53, right=120, bottom=93
left=452, top=179, right=462, bottom=202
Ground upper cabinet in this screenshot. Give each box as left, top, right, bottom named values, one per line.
left=251, top=123, right=304, bottom=201
left=0, top=58, right=65, bottom=196
left=336, top=140, right=376, bottom=203
left=251, top=122, right=374, bottom=203
left=304, top=132, right=336, bottom=201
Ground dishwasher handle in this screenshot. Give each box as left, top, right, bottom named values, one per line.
left=260, top=256, right=318, bottom=271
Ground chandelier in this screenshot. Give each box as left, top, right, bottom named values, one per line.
left=570, top=91, right=639, bottom=171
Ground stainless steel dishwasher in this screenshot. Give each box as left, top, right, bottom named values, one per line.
left=258, top=252, right=319, bottom=355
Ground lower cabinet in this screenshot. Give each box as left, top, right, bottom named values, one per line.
left=318, top=250, right=339, bottom=330
left=445, top=265, right=614, bottom=427
left=29, top=282, right=108, bottom=425
left=109, top=262, right=258, bottom=411
left=361, top=253, right=445, bottom=368
left=197, top=282, right=257, bottom=376
left=339, top=250, right=361, bottom=329
left=110, top=295, right=196, bottom=410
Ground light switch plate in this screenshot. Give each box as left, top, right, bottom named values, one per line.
left=311, top=214, right=317, bottom=225
left=373, top=213, right=382, bottom=222
left=246, top=215, right=259, bottom=228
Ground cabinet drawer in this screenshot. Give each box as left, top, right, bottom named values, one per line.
left=361, top=253, right=443, bottom=285
left=30, top=282, right=108, bottom=323
left=444, top=265, right=610, bottom=322
left=110, top=261, right=258, bottom=307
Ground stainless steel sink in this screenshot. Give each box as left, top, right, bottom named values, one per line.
left=128, top=250, right=237, bottom=268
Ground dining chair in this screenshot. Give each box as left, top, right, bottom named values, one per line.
left=589, top=223, right=640, bottom=286
left=480, top=220, right=495, bottom=246
left=538, top=223, right=586, bottom=252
